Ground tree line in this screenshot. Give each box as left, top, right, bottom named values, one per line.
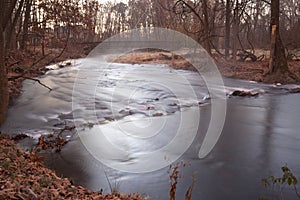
left=1, top=1, right=300, bottom=52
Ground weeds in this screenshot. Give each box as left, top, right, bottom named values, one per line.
left=260, top=165, right=300, bottom=200
left=103, top=168, right=121, bottom=195
left=34, top=125, right=75, bottom=153
left=168, top=161, right=195, bottom=200
left=185, top=177, right=195, bottom=200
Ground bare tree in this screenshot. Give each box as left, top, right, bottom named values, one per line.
left=21, top=0, right=32, bottom=50
left=263, top=0, right=300, bottom=83
left=171, top=0, right=212, bottom=54
left=268, top=0, right=288, bottom=74
left=0, top=0, right=21, bottom=125
left=224, top=0, right=231, bottom=59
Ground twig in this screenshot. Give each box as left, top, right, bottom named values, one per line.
left=103, top=168, right=113, bottom=194
left=30, top=52, right=52, bottom=68
left=8, top=75, right=52, bottom=91
left=47, top=28, right=70, bottom=65
left=185, top=177, right=195, bottom=200
left=27, top=188, right=38, bottom=199
left=23, top=76, right=52, bottom=91
left=57, top=125, right=75, bottom=137
left=294, top=185, right=300, bottom=199
left=15, top=194, right=26, bottom=200
left=8, top=75, right=23, bottom=81
left=7, top=60, right=21, bottom=68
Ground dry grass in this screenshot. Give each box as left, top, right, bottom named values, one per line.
left=168, top=161, right=194, bottom=200
left=113, top=51, right=196, bottom=71
left=113, top=50, right=300, bottom=84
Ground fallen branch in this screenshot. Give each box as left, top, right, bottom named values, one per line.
left=8, top=75, right=52, bottom=91
left=34, top=125, right=75, bottom=153
left=231, top=90, right=259, bottom=97
left=257, top=54, right=265, bottom=61
left=7, top=60, right=21, bottom=68
left=23, top=76, right=52, bottom=91
left=57, top=125, right=75, bottom=137
left=30, top=52, right=52, bottom=68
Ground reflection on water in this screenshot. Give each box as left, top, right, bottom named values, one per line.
left=1, top=58, right=300, bottom=199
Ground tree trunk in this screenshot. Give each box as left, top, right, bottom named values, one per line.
left=6, top=0, right=24, bottom=50
left=202, top=0, right=211, bottom=55
left=269, top=0, right=288, bottom=73
left=232, top=0, right=239, bottom=67
left=225, top=0, right=231, bottom=59
left=0, top=16, right=9, bottom=127
left=268, top=25, right=276, bottom=72
left=0, top=0, right=19, bottom=126
left=21, top=0, right=32, bottom=50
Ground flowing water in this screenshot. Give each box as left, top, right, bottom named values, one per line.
left=1, top=57, right=300, bottom=199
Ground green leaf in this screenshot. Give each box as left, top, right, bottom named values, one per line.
left=274, top=178, right=281, bottom=183
left=282, top=165, right=289, bottom=173
left=288, top=178, right=292, bottom=185
left=259, top=195, right=269, bottom=200
left=293, top=177, right=298, bottom=185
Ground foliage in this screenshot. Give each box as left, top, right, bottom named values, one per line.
left=260, top=165, right=300, bottom=200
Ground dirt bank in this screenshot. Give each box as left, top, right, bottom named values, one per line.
left=0, top=134, right=147, bottom=200
left=113, top=50, right=300, bottom=84
left=6, top=46, right=86, bottom=105
left=7, top=48, right=300, bottom=103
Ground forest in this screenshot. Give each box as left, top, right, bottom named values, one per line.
left=1, top=0, right=300, bottom=199
left=1, top=0, right=300, bottom=125
left=1, top=0, right=300, bottom=52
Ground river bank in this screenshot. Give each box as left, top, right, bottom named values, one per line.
left=113, top=50, right=300, bottom=84
left=6, top=46, right=87, bottom=104
left=0, top=134, right=147, bottom=199
left=3, top=47, right=150, bottom=199
left=7, top=48, right=300, bottom=103
left=1, top=47, right=297, bottom=199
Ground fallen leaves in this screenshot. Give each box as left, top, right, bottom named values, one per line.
left=34, top=134, right=68, bottom=153
left=0, top=135, right=148, bottom=200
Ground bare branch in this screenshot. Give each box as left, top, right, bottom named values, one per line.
left=8, top=75, right=52, bottom=91
left=23, top=77, right=52, bottom=91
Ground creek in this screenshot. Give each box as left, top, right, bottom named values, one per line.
left=1, top=57, right=300, bottom=199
